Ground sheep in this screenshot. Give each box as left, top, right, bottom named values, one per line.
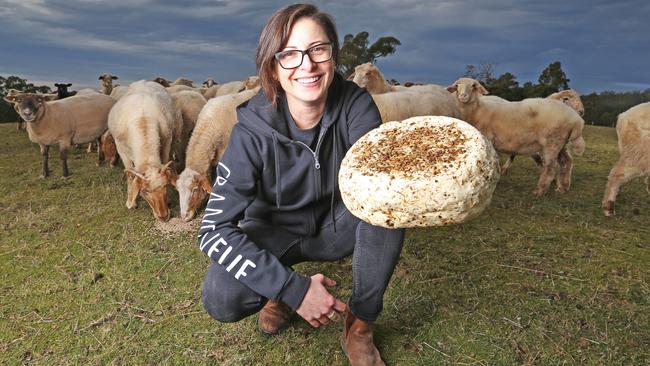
left=242, top=75, right=261, bottom=90
left=109, top=86, right=128, bottom=101
left=602, top=102, right=650, bottom=216
left=97, top=129, right=118, bottom=167
left=172, top=77, right=194, bottom=87
left=107, top=80, right=182, bottom=221
left=371, top=90, right=462, bottom=122
left=352, top=62, right=447, bottom=95
left=202, top=78, right=218, bottom=88
left=176, top=87, right=259, bottom=221
left=166, top=84, right=196, bottom=94
left=3, top=91, right=114, bottom=177
left=54, top=83, right=77, bottom=99
left=447, top=77, right=586, bottom=196
left=169, top=89, right=207, bottom=171
left=152, top=77, right=171, bottom=87
left=98, top=74, right=119, bottom=95
left=501, top=89, right=586, bottom=175
left=351, top=62, right=460, bottom=119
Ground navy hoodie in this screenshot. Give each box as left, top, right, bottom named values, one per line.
left=197, top=73, right=381, bottom=310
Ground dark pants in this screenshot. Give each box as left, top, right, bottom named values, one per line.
left=201, top=209, right=405, bottom=322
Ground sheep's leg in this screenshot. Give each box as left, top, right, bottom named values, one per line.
left=646, top=176, right=650, bottom=195
left=86, top=142, right=93, bottom=153
left=602, top=159, right=641, bottom=216
left=531, top=154, right=543, bottom=166
left=501, top=155, right=515, bottom=176
left=125, top=174, right=140, bottom=209
left=533, top=152, right=559, bottom=197
left=59, top=142, right=71, bottom=177
left=555, top=148, right=573, bottom=193
left=96, top=137, right=105, bottom=166
left=40, top=144, right=50, bottom=178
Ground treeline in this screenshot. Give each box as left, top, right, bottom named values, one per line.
left=0, top=75, right=51, bottom=123
left=466, top=61, right=650, bottom=127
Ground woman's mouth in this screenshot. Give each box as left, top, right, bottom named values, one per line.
left=295, top=75, right=322, bottom=85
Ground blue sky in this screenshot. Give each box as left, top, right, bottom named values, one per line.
left=1, top=0, right=648, bottom=94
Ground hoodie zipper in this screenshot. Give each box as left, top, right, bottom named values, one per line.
left=293, top=127, right=327, bottom=201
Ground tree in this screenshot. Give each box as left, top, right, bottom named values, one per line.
left=462, top=62, right=496, bottom=84
left=0, top=75, right=51, bottom=123
left=538, top=61, right=570, bottom=91
left=485, top=72, right=522, bottom=101
left=337, top=31, right=401, bottom=78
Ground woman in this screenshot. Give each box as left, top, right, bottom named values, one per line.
left=198, top=4, right=404, bottom=365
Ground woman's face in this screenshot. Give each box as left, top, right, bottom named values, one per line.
left=275, top=17, right=334, bottom=112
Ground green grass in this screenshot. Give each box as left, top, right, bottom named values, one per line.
left=1, top=123, right=648, bottom=365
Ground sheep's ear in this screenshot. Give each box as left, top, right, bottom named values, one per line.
left=54, top=83, right=61, bottom=87
left=476, top=83, right=489, bottom=95
left=164, top=169, right=178, bottom=188
left=446, top=84, right=457, bottom=93
left=112, top=76, right=118, bottom=80
left=66, top=83, right=72, bottom=87
left=163, top=160, right=175, bottom=172
left=199, top=174, right=213, bottom=193
left=125, top=168, right=145, bottom=181
left=3, top=95, right=17, bottom=103
left=346, top=72, right=355, bottom=81
left=42, top=94, right=58, bottom=102
left=98, top=75, right=103, bottom=80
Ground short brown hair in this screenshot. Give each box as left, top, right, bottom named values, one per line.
left=256, top=4, right=339, bottom=105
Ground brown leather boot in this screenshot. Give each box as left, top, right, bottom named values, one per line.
left=341, top=310, right=385, bottom=366
left=258, top=300, right=293, bottom=335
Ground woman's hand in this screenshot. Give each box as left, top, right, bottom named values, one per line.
left=296, top=273, right=347, bottom=327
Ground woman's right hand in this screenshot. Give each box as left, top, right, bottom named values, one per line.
left=296, top=273, right=347, bottom=327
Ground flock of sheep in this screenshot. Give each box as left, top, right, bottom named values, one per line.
left=3, top=64, right=649, bottom=221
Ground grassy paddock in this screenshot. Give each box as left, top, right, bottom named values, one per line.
left=1, top=123, right=648, bottom=365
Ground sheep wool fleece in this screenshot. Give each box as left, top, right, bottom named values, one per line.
left=197, top=73, right=405, bottom=313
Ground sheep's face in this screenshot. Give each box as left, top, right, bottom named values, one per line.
left=203, top=78, right=218, bottom=88
left=177, top=169, right=213, bottom=221
left=351, top=63, right=379, bottom=90
left=98, top=74, right=118, bottom=88
left=3, top=93, right=55, bottom=123
left=54, top=83, right=72, bottom=95
left=559, top=91, right=585, bottom=116
left=274, top=17, right=334, bottom=112
left=128, top=163, right=177, bottom=222
left=447, top=78, right=488, bottom=104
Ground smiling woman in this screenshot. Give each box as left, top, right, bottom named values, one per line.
left=196, top=3, right=404, bottom=366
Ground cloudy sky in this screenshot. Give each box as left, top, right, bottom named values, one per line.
left=1, top=0, right=648, bottom=94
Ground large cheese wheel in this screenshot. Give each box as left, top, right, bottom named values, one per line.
left=339, top=115, right=499, bottom=228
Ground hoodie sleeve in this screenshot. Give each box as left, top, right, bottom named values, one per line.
left=197, top=124, right=311, bottom=310
left=346, top=87, right=382, bottom=144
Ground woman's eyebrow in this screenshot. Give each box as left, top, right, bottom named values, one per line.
left=282, top=40, right=329, bottom=50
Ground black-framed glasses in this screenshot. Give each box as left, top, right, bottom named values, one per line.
left=274, top=43, right=333, bottom=69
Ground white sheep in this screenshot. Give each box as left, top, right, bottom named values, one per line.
left=107, top=80, right=182, bottom=221
left=169, top=89, right=207, bottom=171
left=501, top=89, right=586, bottom=175
left=200, top=80, right=247, bottom=99
left=172, top=77, right=194, bottom=87
left=109, top=86, right=129, bottom=101
left=447, top=77, right=586, bottom=196
left=177, top=87, right=259, bottom=221
left=98, top=73, right=119, bottom=95
left=351, top=62, right=460, bottom=119
left=4, top=91, right=114, bottom=177
left=602, top=101, right=650, bottom=216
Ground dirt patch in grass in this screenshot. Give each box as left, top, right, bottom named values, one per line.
left=152, top=217, right=199, bottom=237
